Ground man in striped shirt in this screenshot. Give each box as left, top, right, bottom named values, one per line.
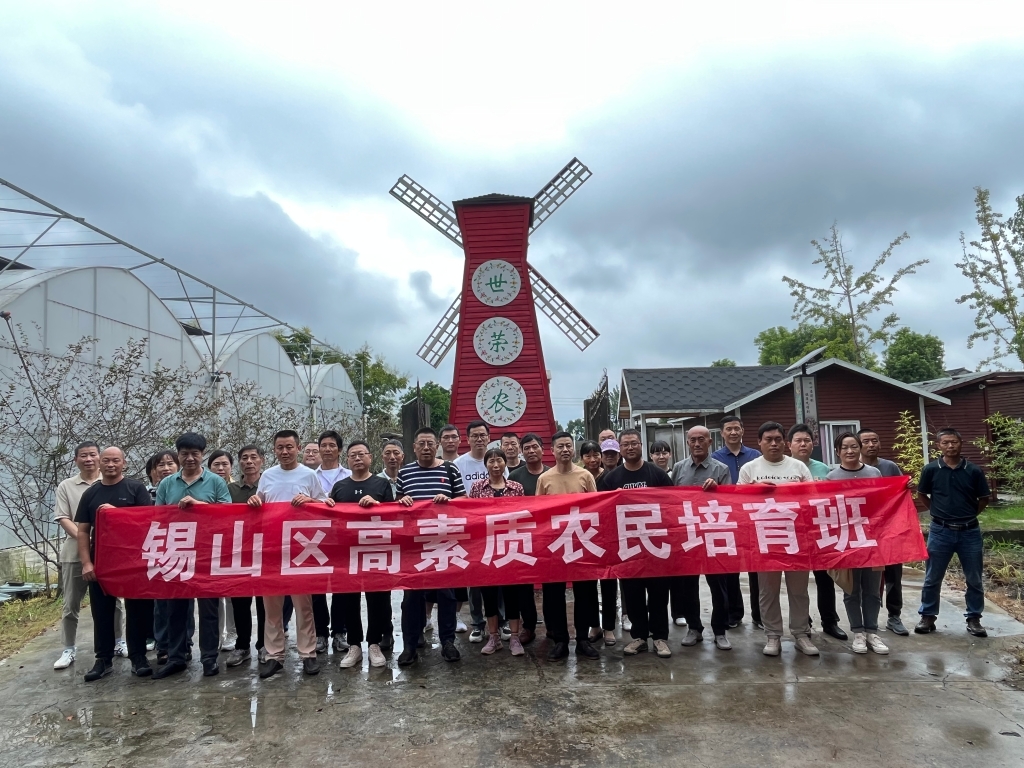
left=396, top=426, right=466, bottom=666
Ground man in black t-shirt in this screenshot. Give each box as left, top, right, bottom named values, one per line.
left=507, top=432, right=547, bottom=644
left=76, top=447, right=154, bottom=681
left=330, top=440, right=397, bottom=670
left=597, top=429, right=674, bottom=659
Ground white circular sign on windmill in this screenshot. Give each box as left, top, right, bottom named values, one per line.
left=476, top=375, right=527, bottom=426
left=471, top=260, right=521, bottom=307
left=473, top=317, right=523, bottom=366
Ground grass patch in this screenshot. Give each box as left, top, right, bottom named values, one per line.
left=980, top=505, right=1024, bottom=530
left=0, top=595, right=63, bottom=661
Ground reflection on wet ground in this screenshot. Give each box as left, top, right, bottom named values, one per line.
left=2, top=570, right=1024, bottom=767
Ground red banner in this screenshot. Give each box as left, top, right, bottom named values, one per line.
left=95, top=477, right=925, bottom=598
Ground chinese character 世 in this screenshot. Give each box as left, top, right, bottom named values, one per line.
left=486, top=273, right=507, bottom=293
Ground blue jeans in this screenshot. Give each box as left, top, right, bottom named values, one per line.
left=918, top=523, right=984, bottom=619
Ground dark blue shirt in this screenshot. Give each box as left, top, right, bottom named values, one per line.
left=711, top=444, right=762, bottom=484
left=917, top=458, right=990, bottom=522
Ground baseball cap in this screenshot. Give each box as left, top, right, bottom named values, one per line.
left=600, top=439, right=620, bottom=453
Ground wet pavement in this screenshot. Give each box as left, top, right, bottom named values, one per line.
left=2, top=569, right=1024, bottom=767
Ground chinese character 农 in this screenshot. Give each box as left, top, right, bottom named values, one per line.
left=548, top=507, right=606, bottom=563
left=809, top=495, right=877, bottom=552
left=347, top=516, right=403, bottom=575
left=482, top=511, right=537, bottom=568
left=678, top=500, right=738, bottom=557
left=211, top=520, right=263, bottom=577
left=489, top=389, right=514, bottom=414
left=488, top=330, right=507, bottom=354
left=142, top=520, right=198, bottom=582
left=414, top=514, right=470, bottom=572
left=743, top=498, right=801, bottom=554
left=282, top=520, right=335, bottom=576
left=616, top=504, right=671, bottom=561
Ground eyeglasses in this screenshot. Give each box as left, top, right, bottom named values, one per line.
left=348, top=451, right=370, bottom=458
left=415, top=441, right=437, bottom=448
left=619, top=441, right=641, bottom=449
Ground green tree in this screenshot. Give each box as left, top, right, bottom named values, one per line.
left=956, top=187, right=1024, bottom=367
left=754, top=319, right=879, bottom=369
left=402, top=381, right=451, bottom=434
left=783, top=223, right=926, bottom=368
left=566, top=418, right=586, bottom=440
left=883, top=328, right=945, bottom=383
left=272, top=326, right=346, bottom=366
left=338, top=344, right=409, bottom=431
left=710, top=358, right=736, bottom=367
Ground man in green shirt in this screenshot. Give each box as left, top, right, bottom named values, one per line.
left=787, top=423, right=847, bottom=642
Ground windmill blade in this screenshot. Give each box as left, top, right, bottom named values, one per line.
left=528, top=265, right=599, bottom=351
left=390, top=175, right=464, bottom=247
left=530, top=157, right=592, bottom=235
left=417, top=293, right=461, bottom=368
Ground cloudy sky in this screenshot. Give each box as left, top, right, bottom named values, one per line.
left=2, top=1, right=1023, bottom=424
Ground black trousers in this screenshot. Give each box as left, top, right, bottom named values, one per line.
left=600, top=579, right=618, bottom=630
left=542, top=581, right=599, bottom=644
left=668, top=576, right=686, bottom=620
left=167, top=597, right=218, bottom=666
left=341, top=591, right=391, bottom=645
left=884, top=563, right=903, bottom=617
left=312, top=593, right=331, bottom=637
left=517, top=584, right=538, bottom=630
left=231, top=596, right=265, bottom=650
left=621, top=577, right=670, bottom=641
left=403, top=588, right=456, bottom=645
left=680, top=574, right=729, bottom=636
left=812, top=570, right=841, bottom=626
left=482, top=585, right=520, bottom=620
left=726, top=572, right=761, bottom=624
left=88, top=580, right=152, bottom=664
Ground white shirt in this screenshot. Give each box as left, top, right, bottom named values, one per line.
left=453, top=453, right=507, bottom=486
left=737, top=455, right=813, bottom=485
left=315, top=465, right=352, bottom=496
left=257, top=464, right=326, bottom=503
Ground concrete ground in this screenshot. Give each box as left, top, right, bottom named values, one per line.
left=1, top=569, right=1023, bottom=768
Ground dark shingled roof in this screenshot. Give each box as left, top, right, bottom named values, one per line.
left=453, top=193, right=535, bottom=206
left=623, top=366, right=792, bottom=412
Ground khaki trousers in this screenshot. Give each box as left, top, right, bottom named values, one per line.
left=263, top=593, right=316, bottom=660
left=61, top=561, right=123, bottom=648
left=757, top=570, right=811, bottom=639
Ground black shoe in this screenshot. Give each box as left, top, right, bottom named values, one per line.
left=822, top=624, right=848, bottom=641
left=303, top=657, right=321, bottom=675
left=84, top=660, right=112, bottom=682
left=131, top=660, right=153, bottom=678
left=156, top=651, right=168, bottom=666
left=152, top=661, right=187, bottom=680
left=575, top=639, right=599, bottom=659
left=397, top=647, right=418, bottom=667
left=727, top=620, right=740, bottom=629
left=379, top=632, right=394, bottom=650
left=547, top=641, right=569, bottom=660
left=259, top=659, right=284, bottom=679
left=202, top=661, right=219, bottom=677
left=315, top=636, right=328, bottom=654
left=441, top=640, right=461, bottom=662
left=966, top=618, right=988, bottom=638
left=914, top=615, right=937, bottom=634
left=416, top=632, right=426, bottom=649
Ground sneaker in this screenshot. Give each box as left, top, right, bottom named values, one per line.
left=763, top=637, right=781, bottom=656
left=424, top=619, right=435, bottom=634
left=967, top=618, right=988, bottom=638
left=914, top=615, right=937, bottom=634
left=623, top=638, right=648, bottom=656
left=866, top=633, right=889, bottom=654
left=714, top=635, right=732, bottom=651
left=221, top=633, right=237, bottom=652
left=146, top=640, right=156, bottom=652
left=315, top=636, right=328, bottom=654
left=226, top=649, right=251, bottom=667
left=333, top=634, right=349, bottom=652
left=259, top=659, right=284, bottom=679
left=303, top=657, right=321, bottom=675
left=113, top=639, right=128, bottom=658
left=397, top=647, right=418, bottom=666
left=368, top=644, right=387, bottom=667
left=603, top=630, right=616, bottom=647
left=509, top=635, right=525, bottom=656
left=886, top=616, right=910, bottom=636
left=339, top=645, right=362, bottom=668
left=753, top=620, right=765, bottom=630
left=851, top=632, right=868, bottom=654
left=622, top=615, right=633, bottom=632
left=469, top=628, right=484, bottom=643
left=481, top=634, right=502, bottom=655
left=54, top=648, right=76, bottom=670
left=455, top=620, right=468, bottom=633
left=795, top=636, right=820, bottom=656
left=727, top=619, right=740, bottom=629
left=653, top=639, right=672, bottom=658
left=441, top=640, right=461, bottom=662
left=681, top=628, right=703, bottom=647
left=499, top=623, right=512, bottom=641
left=152, top=661, right=187, bottom=679
left=84, top=660, right=113, bottom=682
left=673, top=618, right=687, bottom=627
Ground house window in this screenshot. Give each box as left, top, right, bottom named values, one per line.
left=708, top=428, right=723, bottom=453
left=819, top=421, right=861, bottom=465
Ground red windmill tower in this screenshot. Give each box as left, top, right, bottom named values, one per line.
left=390, top=159, right=599, bottom=456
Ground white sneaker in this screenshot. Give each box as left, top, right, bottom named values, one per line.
left=794, top=636, right=820, bottom=656
left=113, top=639, right=128, bottom=658
left=469, top=628, right=484, bottom=643
left=339, top=645, right=362, bottom=668
left=763, top=637, right=781, bottom=656
left=258, top=647, right=268, bottom=664
left=499, top=623, right=512, bottom=641
left=653, top=639, right=672, bottom=658
left=221, top=633, right=237, bottom=651
left=455, top=620, right=468, bottom=633
left=673, top=617, right=687, bottom=627
left=333, top=634, right=349, bottom=652
left=866, top=633, right=890, bottom=655
left=146, top=640, right=156, bottom=652
left=424, top=619, right=435, bottom=633
left=368, top=644, right=387, bottom=667
left=54, top=648, right=76, bottom=670
left=851, top=632, right=868, bottom=654
left=622, top=615, right=633, bottom=632
left=623, top=638, right=648, bottom=655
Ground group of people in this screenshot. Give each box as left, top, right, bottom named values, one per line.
left=52, top=412, right=991, bottom=681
